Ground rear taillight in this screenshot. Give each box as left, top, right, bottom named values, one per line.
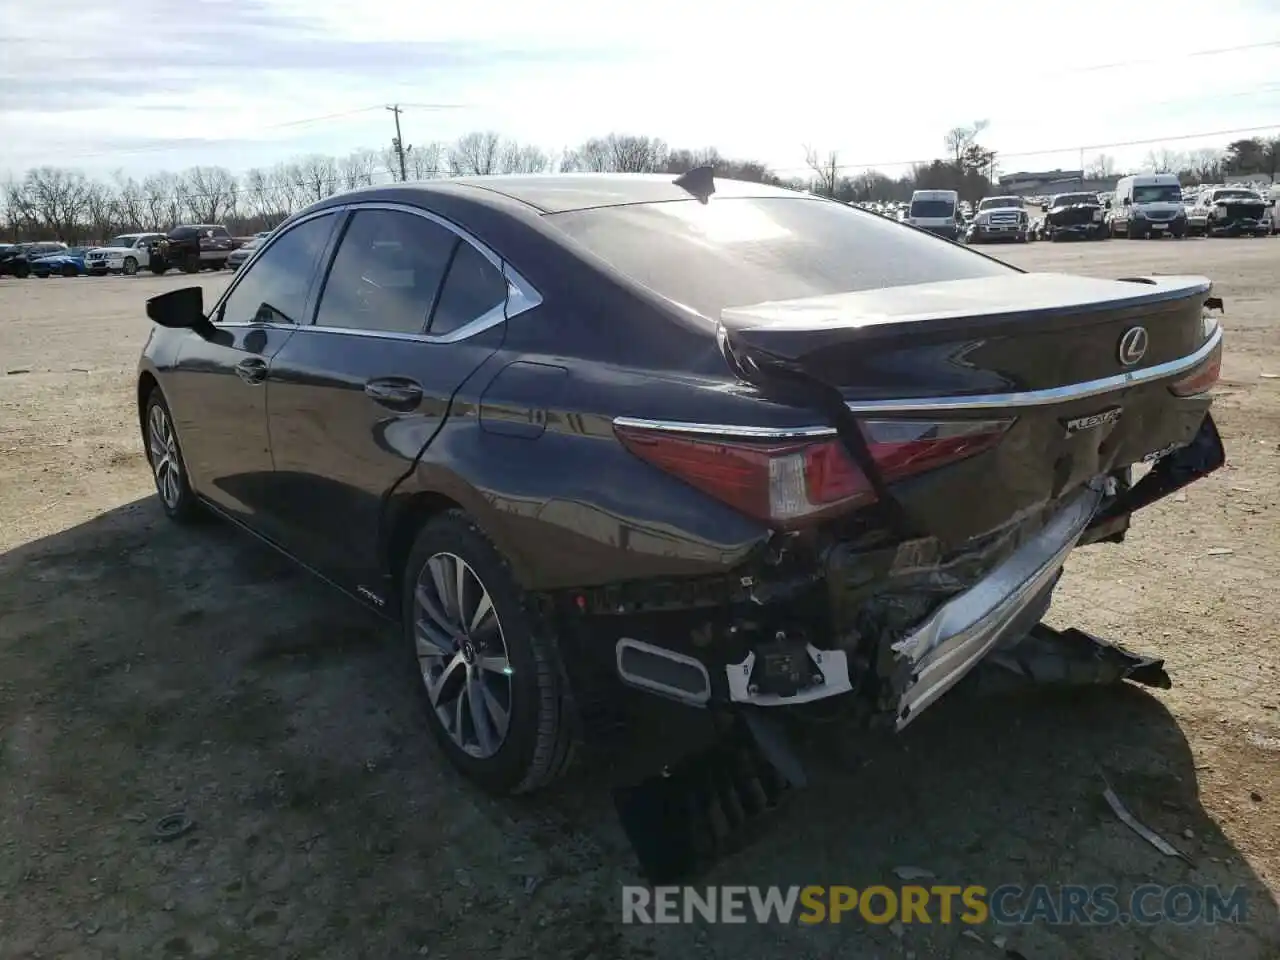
left=613, top=418, right=1011, bottom=530
left=1169, top=340, right=1222, bottom=397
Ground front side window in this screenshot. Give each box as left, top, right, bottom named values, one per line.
left=314, top=209, right=458, bottom=334
left=218, top=214, right=336, bottom=326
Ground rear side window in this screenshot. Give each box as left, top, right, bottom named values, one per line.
left=429, top=242, right=508, bottom=336
left=315, top=210, right=458, bottom=335
left=547, top=197, right=1014, bottom=320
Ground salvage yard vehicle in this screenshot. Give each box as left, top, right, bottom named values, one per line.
left=0, top=241, right=67, bottom=277
left=84, top=232, right=166, bottom=276
left=1108, top=173, right=1188, bottom=239
left=1039, top=191, right=1107, bottom=241
left=1184, top=191, right=1209, bottom=236
left=136, top=171, right=1227, bottom=871
left=30, top=246, right=90, bottom=278
left=904, top=189, right=963, bottom=240
left=965, top=196, right=1029, bottom=243
left=150, top=224, right=241, bottom=274
left=1198, top=186, right=1272, bottom=237
left=225, top=236, right=263, bottom=271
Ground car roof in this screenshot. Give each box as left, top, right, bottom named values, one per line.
left=328, top=174, right=803, bottom=215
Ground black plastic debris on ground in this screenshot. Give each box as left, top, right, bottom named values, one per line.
left=612, top=713, right=798, bottom=884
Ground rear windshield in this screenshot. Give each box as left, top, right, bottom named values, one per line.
left=546, top=197, right=1013, bottom=319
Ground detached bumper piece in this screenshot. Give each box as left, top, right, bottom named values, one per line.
left=888, top=486, right=1103, bottom=729
left=983, top=623, right=1171, bottom=690
left=612, top=711, right=801, bottom=884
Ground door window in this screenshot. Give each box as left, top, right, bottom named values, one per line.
left=314, top=209, right=458, bottom=335
left=218, top=213, right=336, bottom=326
left=429, top=240, right=509, bottom=336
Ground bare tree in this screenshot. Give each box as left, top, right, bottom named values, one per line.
left=562, top=134, right=668, bottom=173
left=296, top=155, right=339, bottom=202
left=83, top=181, right=118, bottom=243
left=339, top=149, right=380, bottom=189
left=944, top=121, right=989, bottom=165
left=407, top=142, right=444, bottom=180
left=804, top=145, right=840, bottom=197
left=500, top=140, right=551, bottom=174
left=184, top=166, right=239, bottom=222
left=448, top=131, right=503, bottom=176
left=1085, top=153, right=1117, bottom=179
left=1144, top=149, right=1183, bottom=174
left=19, top=167, right=92, bottom=240
left=271, top=162, right=307, bottom=215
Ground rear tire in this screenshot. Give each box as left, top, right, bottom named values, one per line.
left=150, top=259, right=168, bottom=275
left=143, top=391, right=201, bottom=523
left=182, top=254, right=200, bottom=274
left=402, top=510, right=575, bottom=796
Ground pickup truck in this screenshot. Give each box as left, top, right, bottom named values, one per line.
left=151, top=224, right=243, bottom=274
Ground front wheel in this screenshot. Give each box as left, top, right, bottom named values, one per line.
left=182, top=254, right=200, bottom=274
left=144, top=392, right=200, bottom=523
left=402, top=511, right=575, bottom=796
left=122, top=256, right=138, bottom=276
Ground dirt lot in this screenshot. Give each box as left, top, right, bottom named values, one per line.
left=1, top=238, right=1278, bottom=960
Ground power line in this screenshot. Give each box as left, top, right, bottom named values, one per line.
left=1041, top=39, right=1280, bottom=77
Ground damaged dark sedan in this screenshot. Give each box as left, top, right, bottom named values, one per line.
left=1040, top=191, right=1107, bottom=240
left=136, top=171, right=1226, bottom=871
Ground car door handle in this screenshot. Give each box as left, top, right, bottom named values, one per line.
left=364, top=378, right=423, bottom=409
left=235, top=357, right=268, bottom=384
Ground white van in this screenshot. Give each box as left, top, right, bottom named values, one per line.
left=1107, top=173, right=1188, bottom=239
left=905, top=189, right=962, bottom=240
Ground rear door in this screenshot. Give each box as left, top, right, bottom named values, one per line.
left=264, top=203, right=513, bottom=589
left=163, top=211, right=340, bottom=533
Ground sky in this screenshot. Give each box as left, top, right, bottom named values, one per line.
left=1, top=0, right=1279, bottom=183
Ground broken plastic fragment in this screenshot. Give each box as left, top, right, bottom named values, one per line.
left=1102, top=779, right=1192, bottom=864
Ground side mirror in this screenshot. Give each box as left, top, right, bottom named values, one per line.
left=1122, top=197, right=1131, bottom=206
left=147, top=286, right=209, bottom=333
left=1105, top=199, right=1112, bottom=210
left=1040, top=203, right=1048, bottom=212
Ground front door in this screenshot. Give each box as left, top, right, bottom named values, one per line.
left=265, top=206, right=512, bottom=590
left=164, top=212, right=339, bottom=533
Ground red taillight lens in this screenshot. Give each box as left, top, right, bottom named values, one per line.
left=1169, top=341, right=1222, bottom=397
left=613, top=418, right=1011, bottom=530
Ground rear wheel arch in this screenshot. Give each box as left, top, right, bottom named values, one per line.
left=137, top=371, right=160, bottom=431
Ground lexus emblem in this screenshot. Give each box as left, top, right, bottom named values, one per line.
left=1117, top=326, right=1149, bottom=366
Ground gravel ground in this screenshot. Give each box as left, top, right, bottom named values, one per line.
left=1, top=237, right=1277, bottom=959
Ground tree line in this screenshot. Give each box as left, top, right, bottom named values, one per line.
left=3, top=126, right=1276, bottom=244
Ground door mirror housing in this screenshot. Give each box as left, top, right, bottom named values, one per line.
left=147, top=286, right=211, bottom=335
left=1040, top=203, right=1048, bottom=212
left=1105, top=199, right=1112, bottom=209
left=1122, top=197, right=1132, bottom=206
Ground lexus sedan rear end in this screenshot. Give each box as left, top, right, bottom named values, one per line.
left=136, top=171, right=1226, bottom=799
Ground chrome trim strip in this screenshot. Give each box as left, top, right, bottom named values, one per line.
left=611, top=416, right=838, bottom=440
left=209, top=201, right=543, bottom=345
left=844, top=324, right=1223, bottom=414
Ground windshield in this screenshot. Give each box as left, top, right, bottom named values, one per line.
left=1132, top=185, right=1183, bottom=204
left=909, top=199, right=956, bottom=218
left=547, top=196, right=1013, bottom=321
left=979, top=197, right=1022, bottom=210
left=1053, top=194, right=1096, bottom=206
left=1214, top=189, right=1261, bottom=201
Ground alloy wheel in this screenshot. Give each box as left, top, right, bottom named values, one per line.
left=147, top=403, right=182, bottom=509
left=413, top=552, right=513, bottom=759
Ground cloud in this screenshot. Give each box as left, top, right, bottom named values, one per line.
left=1, top=0, right=1278, bottom=179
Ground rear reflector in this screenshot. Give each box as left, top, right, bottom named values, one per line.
left=1168, top=339, right=1222, bottom=397
left=613, top=418, right=1011, bottom=530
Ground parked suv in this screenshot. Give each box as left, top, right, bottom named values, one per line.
left=151, top=224, right=241, bottom=274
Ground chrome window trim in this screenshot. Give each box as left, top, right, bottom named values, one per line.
left=611, top=324, right=1222, bottom=435
left=210, top=201, right=543, bottom=344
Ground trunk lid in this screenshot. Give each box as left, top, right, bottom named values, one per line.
left=719, top=272, right=1222, bottom=546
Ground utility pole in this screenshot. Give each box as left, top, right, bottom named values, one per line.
left=387, top=104, right=409, bottom=182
